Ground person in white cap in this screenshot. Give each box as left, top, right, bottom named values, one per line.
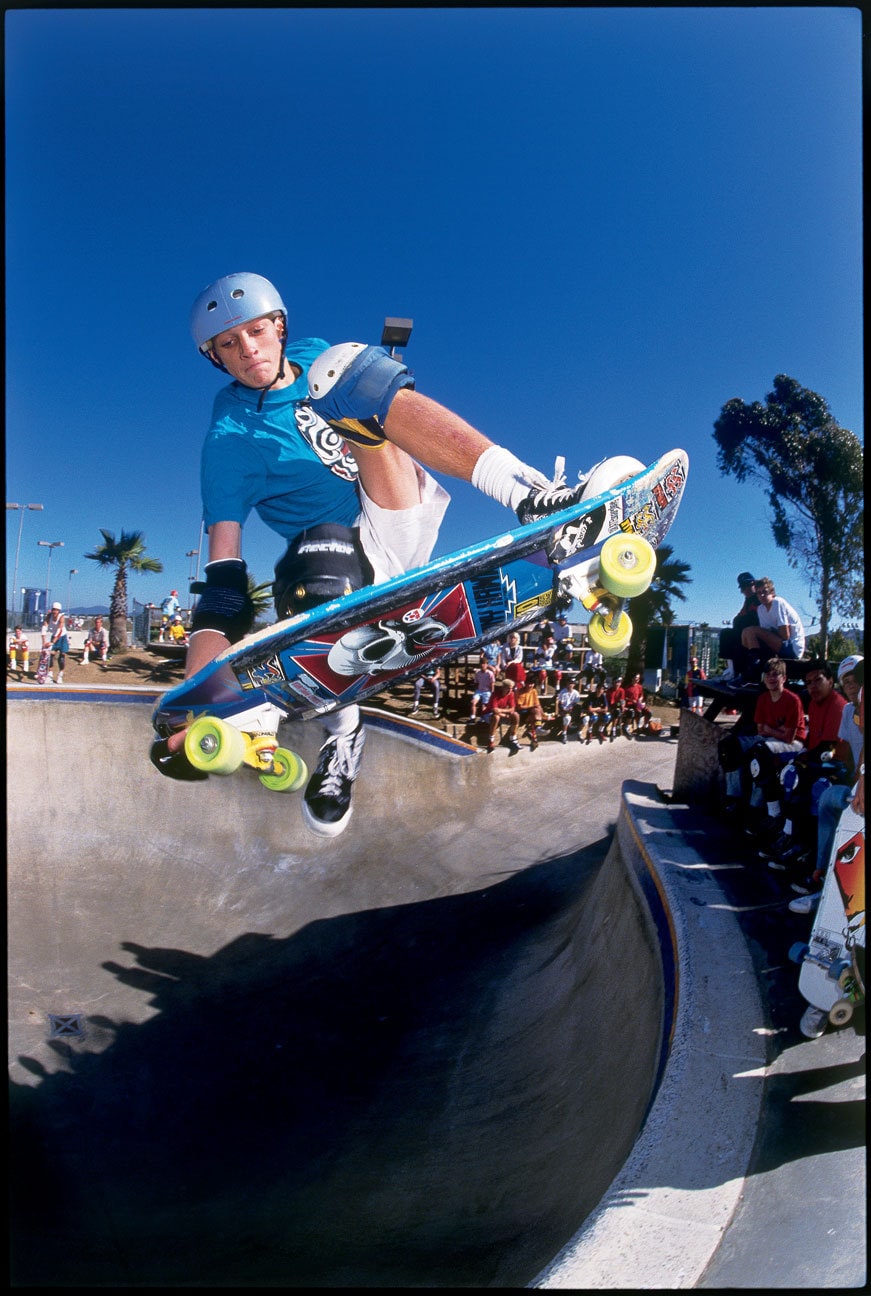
left=46, top=602, right=69, bottom=684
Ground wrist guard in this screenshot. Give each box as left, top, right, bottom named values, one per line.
left=190, top=559, right=255, bottom=643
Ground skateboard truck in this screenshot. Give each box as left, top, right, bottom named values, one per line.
left=566, top=533, right=657, bottom=656
left=183, top=710, right=308, bottom=792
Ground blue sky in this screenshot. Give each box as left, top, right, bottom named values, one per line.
left=5, top=7, right=863, bottom=635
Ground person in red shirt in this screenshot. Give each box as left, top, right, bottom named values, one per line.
left=719, top=658, right=806, bottom=825
left=804, top=661, right=847, bottom=756
left=606, top=677, right=627, bottom=739
left=760, top=660, right=849, bottom=871
left=623, top=673, right=652, bottom=736
left=483, top=677, right=520, bottom=754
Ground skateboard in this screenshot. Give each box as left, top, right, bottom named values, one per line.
left=790, top=803, right=865, bottom=1028
left=152, top=448, right=688, bottom=787
left=35, top=644, right=51, bottom=684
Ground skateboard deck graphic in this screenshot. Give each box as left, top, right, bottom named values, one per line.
left=152, top=449, right=688, bottom=778
left=793, top=804, right=865, bottom=1027
left=35, top=645, right=51, bottom=684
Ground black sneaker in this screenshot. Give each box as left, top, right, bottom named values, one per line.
left=757, top=831, right=794, bottom=861
left=517, top=476, right=588, bottom=526
left=303, top=719, right=366, bottom=837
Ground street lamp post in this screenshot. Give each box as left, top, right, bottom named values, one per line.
left=381, top=317, right=413, bottom=360
left=68, top=568, right=78, bottom=614
left=6, top=502, right=44, bottom=620
left=37, top=540, right=64, bottom=611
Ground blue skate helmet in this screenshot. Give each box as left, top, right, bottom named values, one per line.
left=190, top=272, right=288, bottom=364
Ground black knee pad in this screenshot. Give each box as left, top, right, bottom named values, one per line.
left=718, top=732, right=745, bottom=773
left=747, top=741, right=776, bottom=785
left=273, top=524, right=375, bottom=619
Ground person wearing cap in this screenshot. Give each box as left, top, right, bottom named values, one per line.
left=715, top=572, right=760, bottom=683
left=46, top=602, right=69, bottom=684
left=168, top=614, right=189, bottom=646
left=161, top=590, right=181, bottom=618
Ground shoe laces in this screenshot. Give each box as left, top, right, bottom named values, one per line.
left=316, top=728, right=362, bottom=795
left=540, top=454, right=608, bottom=498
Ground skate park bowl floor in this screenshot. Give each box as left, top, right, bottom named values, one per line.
left=8, top=691, right=764, bottom=1287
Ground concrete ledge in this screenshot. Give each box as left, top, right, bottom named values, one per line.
left=672, top=709, right=728, bottom=810
left=531, top=781, right=766, bottom=1289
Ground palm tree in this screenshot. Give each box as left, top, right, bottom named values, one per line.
left=624, top=542, right=692, bottom=682
left=85, top=529, right=164, bottom=651
left=248, top=576, right=275, bottom=628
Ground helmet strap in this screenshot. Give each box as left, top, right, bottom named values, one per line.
left=255, top=329, right=288, bottom=412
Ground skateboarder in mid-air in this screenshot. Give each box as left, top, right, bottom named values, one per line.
left=157, top=271, right=632, bottom=835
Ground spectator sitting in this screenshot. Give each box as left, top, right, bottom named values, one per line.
left=582, top=649, right=605, bottom=690
left=579, top=678, right=611, bottom=745
left=767, top=653, right=855, bottom=886
left=8, top=625, right=30, bottom=675
left=531, top=634, right=562, bottom=696
left=716, top=572, right=761, bottom=682
left=81, top=615, right=109, bottom=664
left=481, top=639, right=502, bottom=673
left=468, top=653, right=496, bottom=722
left=623, top=673, right=652, bottom=736
left=606, top=676, right=627, bottom=739
left=793, top=661, right=864, bottom=1038
left=789, top=656, right=861, bottom=905
left=554, top=674, right=583, bottom=744
left=167, top=614, right=189, bottom=646
left=718, top=657, right=807, bottom=836
left=410, top=664, right=441, bottom=719
left=755, top=658, right=847, bottom=871
left=515, top=678, right=544, bottom=750
left=500, top=631, right=527, bottom=688
left=483, top=677, right=520, bottom=754
left=552, top=613, right=573, bottom=653
left=739, top=576, right=805, bottom=680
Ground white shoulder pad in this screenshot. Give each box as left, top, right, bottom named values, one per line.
left=308, top=343, right=367, bottom=398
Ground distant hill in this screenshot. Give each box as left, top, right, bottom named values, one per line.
left=69, top=606, right=110, bottom=616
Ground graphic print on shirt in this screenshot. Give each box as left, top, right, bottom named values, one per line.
left=294, top=404, right=359, bottom=483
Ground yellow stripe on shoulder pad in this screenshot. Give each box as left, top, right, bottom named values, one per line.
left=330, top=417, right=388, bottom=449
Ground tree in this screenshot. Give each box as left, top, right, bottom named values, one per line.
left=713, top=375, right=863, bottom=659
left=248, top=576, right=275, bottom=628
left=805, top=627, right=861, bottom=665
left=623, top=542, right=692, bottom=682
left=85, top=529, right=163, bottom=651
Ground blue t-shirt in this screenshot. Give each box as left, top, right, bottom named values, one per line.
left=200, top=337, right=362, bottom=542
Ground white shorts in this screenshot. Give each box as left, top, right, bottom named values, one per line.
left=356, top=466, right=450, bottom=583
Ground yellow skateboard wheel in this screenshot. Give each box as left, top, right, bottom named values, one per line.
left=599, top=534, right=657, bottom=598
left=184, top=716, right=246, bottom=775
left=259, top=747, right=308, bottom=792
left=587, top=608, right=633, bottom=657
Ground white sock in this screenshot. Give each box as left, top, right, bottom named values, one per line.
left=471, top=445, right=550, bottom=511
left=322, top=704, right=360, bottom=739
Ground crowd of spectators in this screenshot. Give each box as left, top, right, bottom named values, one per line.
left=716, top=647, right=864, bottom=1040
